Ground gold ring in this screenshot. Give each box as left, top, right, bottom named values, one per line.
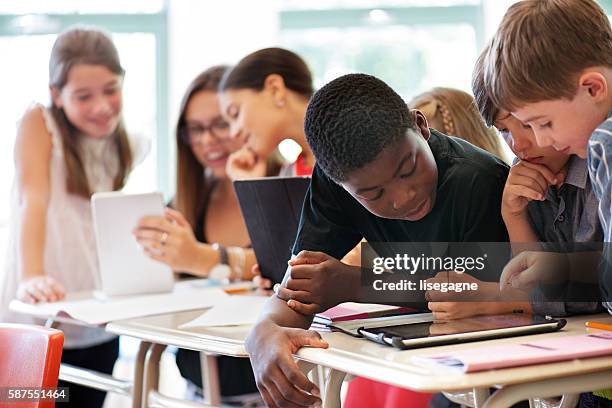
left=160, top=232, right=168, bottom=245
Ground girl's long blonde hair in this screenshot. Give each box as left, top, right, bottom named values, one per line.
left=48, top=27, right=133, bottom=198
left=410, top=87, right=508, bottom=163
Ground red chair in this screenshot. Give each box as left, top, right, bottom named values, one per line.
left=0, top=323, right=64, bottom=408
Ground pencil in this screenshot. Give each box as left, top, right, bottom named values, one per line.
left=585, top=321, right=612, bottom=331
left=223, top=287, right=253, bottom=295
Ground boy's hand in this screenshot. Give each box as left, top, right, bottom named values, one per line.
left=428, top=301, right=505, bottom=320
left=226, top=146, right=267, bottom=180
left=424, top=272, right=492, bottom=302
left=425, top=272, right=500, bottom=319
left=275, top=251, right=360, bottom=316
left=502, top=161, right=563, bottom=219
left=500, top=251, right=567, bottom=290
left=245, top=319, right=328, bottom=407
left=17, top=276, right=65, bottom=303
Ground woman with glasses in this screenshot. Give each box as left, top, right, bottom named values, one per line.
left=134, top=66, right=278, bottom=405
left=134, top=65, right=280, bottom=281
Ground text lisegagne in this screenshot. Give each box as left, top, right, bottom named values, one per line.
left=372, top=279, right=479, bottom=293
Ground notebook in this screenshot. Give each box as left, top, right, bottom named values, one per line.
left=233, top=176, right=311, bottom=284
left=313, top=303, right=417, bottom=325
left=412, top=332, right=612, bottom=373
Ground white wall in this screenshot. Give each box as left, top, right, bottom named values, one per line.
left=166, top=0, right=281, bottom=186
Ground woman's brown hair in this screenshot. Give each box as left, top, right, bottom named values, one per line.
left=219, top=47, right=314, bottom=99
left=174, top=65, right=229, bottom=229
left=175, top=66, right=283, bottom=229
left=48, top=27, right=133, bottom=198
left=409, top=87, right=508, bottom=163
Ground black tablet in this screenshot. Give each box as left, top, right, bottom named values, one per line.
left=234, top=176, right=311, bottom=284
left=358, top=314, right=566, bottom=349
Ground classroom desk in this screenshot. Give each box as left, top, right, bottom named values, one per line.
left=8, top=279, right=235, bottom=408
left=296, top=313, right=612, bottom=408
left=107, top=311, right=612, bottom=408
left=106, top=309, right=252, bottom=408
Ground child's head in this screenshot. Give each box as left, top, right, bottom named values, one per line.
left=409, top=87, right=508, bottom=162
left=49, top=27, right=125, bottom=139
left=177, top=66, right=236, bottom=180
left=472, top=46, right=569, bottom=173
left=175, top=66, right=241, bottom=227
left=484, top=0, right=612, bottom=158
left=305, top=73, right=437, bottom=221
left=218, top=47, right=314, bottom=157
left=48, top=27, right=132, bottom=197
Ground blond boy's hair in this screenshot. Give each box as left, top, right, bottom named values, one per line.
left=472, top=43, right=498, bottom=127
left=485, top=0, right=612, bottom=112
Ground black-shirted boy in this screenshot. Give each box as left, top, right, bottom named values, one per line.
left=245, top=74, right=509, bottom=408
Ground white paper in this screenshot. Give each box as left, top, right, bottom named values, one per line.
left=9, top=280, right=229, bottom=325
left=179, top=295, right=268, bottom=328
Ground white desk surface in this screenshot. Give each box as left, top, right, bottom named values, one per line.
left=106, top=311, right=612, bottom=394
left=106, top=309, right=250, bottom=357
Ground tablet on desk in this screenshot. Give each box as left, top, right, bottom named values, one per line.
left=358, top=314, right=566, bottom=349
left=233, top=176, right=311, bottom=284
left=92, top=191, right=174, bottom=297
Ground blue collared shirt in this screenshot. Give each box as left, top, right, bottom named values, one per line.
left=588, top=112, right=612, bottom=314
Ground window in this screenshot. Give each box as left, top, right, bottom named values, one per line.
left=279, top=1, right=485, bottom=100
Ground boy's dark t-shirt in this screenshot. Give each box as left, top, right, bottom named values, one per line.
left=293, top=129, right=510, bottom=258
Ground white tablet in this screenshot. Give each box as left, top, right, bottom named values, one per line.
left=91, top=192, right=174, bottom=297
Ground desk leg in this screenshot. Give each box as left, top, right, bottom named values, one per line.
left=558, top=394, right=579, bottom=408
left=323, top=369, right=346, bottom=408
left=473, top=387, right=490, bottom=408
left=483, top=369, right=612, bottom=408
left=199, top=353, right=221, bottom=407
left=44, top=318, right=60, bottom=329
left=297, top=361, right=325, bottom=397
left=133, top=341, right=151, bottom=408
left=142, top=343, right=167, bottom=408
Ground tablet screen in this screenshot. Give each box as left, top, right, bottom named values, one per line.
left=365, top=314, right=553, bottom=340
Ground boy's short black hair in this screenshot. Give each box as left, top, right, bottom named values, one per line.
left=304, top=73, right=414, bottom=182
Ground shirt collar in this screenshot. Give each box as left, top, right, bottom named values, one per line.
left=563, top=155, right=588, bottom=190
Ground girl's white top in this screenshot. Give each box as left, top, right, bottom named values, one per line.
left=0, top=105, right=148, bottom=349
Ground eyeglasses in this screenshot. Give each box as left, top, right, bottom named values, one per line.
left=181, top=118, right=230, bottom=145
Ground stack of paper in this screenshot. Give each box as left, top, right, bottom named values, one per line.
left=179, top=295, right=269, bottom=328
left=10, top=280, right=229, bottom=325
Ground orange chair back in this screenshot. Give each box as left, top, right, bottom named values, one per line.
left=0, top=324, right=64, bottom=408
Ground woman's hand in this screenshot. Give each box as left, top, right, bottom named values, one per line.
left=252, top=264, right=274, bottom=296
left=134, top=208, right=207, bottom=273
left=17, top=276, right=65, bottom=303
left=226, top=146, right=267, bottom=180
